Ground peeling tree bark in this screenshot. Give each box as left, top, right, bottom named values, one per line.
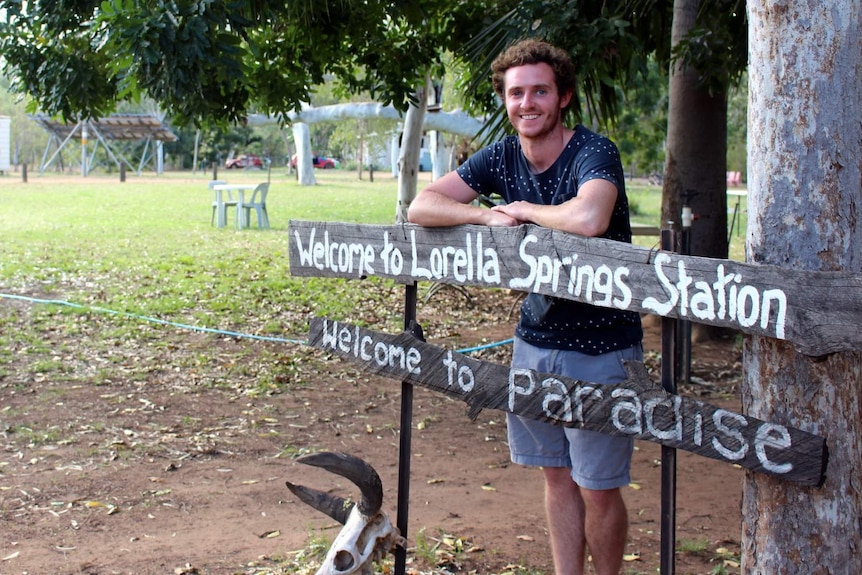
left=395, top=83, right=428, bottom=223
left=745, top=2, right=862, bottom=572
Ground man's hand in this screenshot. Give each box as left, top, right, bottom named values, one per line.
left=490, top=201, right=532, bottom=224
left=490, top=180, right=619, bottom=237
left=408, top=171, right=520, bottom=228
left=483, top=208, right=521, bottom=227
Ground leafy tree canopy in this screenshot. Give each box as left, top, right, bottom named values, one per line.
left=0, top=0, right=745, bottom=138
left=457, top=0, right=746, bottom=141
left=0, top=0, right=495, bottom=127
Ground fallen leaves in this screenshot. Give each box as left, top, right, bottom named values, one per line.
left=83, top=500, right=119, bottom=515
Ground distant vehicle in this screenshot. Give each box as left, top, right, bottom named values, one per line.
left=291, top=154, right=336, bottom=169
left=225, top=154, right=264, bottom=169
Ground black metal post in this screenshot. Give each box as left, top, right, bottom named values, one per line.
left=394, top=282, right=418, bottom=575
left=660, top=228, right=678, bottom=575
left=677, top=190, right=696, bottom=388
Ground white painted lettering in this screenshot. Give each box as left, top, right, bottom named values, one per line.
left=712, top=264, right=735, bottom=320
left=510, top=235, right=538, bottom=290
left=337, top=325, right=352, bottom=353
left=541, top=377, right=572, bottom=423
left=690, top=281, right=716, bottom=321
left=643, top=253, right=678, bottom=315
left=611, top=388, right=643, bottom=434
left=737, top=285, right=760, bottom=328
left=293, top=227, right=316, bottom=267
left=452, top=243, right=469, bottom=282
left=755, top=423, right=793, bottom=474
left=441, top=351, right=472, bottom=391
left=573, top=385, right=603, bottom=424
left=712, top=410, right=749, bottom=460
left=409, top=230, right=432, bottom=279
left=320, top=318, right=338, bottom=349
left=644, top=395, right=683, bottom=442
left=575, top=264, right=594, bottom=299
left=676, top=261, right=693, bottom=316
left=613, top=267, right=633, bottom=309
left=508, top=368, right=536, bottom=411
left=360, top=335, right=373, bottom=360
left=292, top=228, right=375, bottom=275
left=593, top=264, right=614, bottom=307
left=761, top=289, right=787, bottom=339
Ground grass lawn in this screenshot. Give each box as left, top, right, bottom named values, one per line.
left=0, top=167, right=747, bottom=575
left=0, top=167, right=746, bottom=340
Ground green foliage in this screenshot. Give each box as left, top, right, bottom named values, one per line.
left=608, top=58, right=668, bottom=176
left=625, top=0, right=747, bottom=91
left=0, top=0, right=480, bottom=128
left=457, top=0, right=653, bottom=140
left=726, top=74, right=747, bottom=175
left=455, top=0, right=747, bottom=146
left=673, top=0, right=748, bottom=94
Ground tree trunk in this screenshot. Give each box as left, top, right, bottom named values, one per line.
left=396, top=82, right=428, bottom=223
left=663, top=0, right=728, bottom=260
left=430, top=130, right=446, bottom=181
left=744, top=2, right=862, bottom=573
left=292, top=122, right=316, bottom=186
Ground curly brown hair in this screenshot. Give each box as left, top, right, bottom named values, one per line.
left=491, top=39, right=577, bottom=112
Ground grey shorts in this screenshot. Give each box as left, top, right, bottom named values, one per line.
left=506, top=337, right=642, bottom=490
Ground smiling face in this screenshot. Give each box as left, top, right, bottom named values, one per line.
left=503, top=62, right=572, bottom=141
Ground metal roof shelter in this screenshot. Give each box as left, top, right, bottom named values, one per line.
left=32, top=114, right=178, bottom=176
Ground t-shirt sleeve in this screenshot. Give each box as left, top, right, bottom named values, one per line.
left=455, top=142, right=504, bottom=199
left=575, top=136, right=625, bottom=192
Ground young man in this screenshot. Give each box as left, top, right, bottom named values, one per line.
left=407, top=39, right=643, bottom=575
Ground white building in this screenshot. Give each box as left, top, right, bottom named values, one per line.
left=0, top=116, right=11, bottom=173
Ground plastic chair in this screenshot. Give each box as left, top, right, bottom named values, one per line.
left=239, top=182, right=270, bottom=229
left=209, top=180, right=233, bottom=226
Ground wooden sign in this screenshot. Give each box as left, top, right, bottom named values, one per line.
left=288, top=220, right=862, bottom=356
left=308, top=317, right=828, bottom=487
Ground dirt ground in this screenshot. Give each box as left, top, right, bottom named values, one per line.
left=1, top=287, right=744, bottom=575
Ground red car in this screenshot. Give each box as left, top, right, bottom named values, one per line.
left=291, top=154, right=336, bottom=169
left=225, top=154, right=264, bottom=169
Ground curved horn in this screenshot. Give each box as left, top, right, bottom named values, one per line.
left=285, top=481, right=354, bottom=525
left=294, top=451, right=383, bottom=516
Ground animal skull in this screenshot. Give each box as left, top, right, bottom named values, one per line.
left=287, top=452, right=405, bottom=575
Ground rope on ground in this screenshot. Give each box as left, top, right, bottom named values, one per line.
left=0, top=292, right=513, bottom=354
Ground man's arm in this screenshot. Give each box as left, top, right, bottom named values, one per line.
left=490, top=178, right=618, bottom=237
left=407, top=170, right=519, bottom=227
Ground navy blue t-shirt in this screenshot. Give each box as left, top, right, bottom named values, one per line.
left=456, top=126, right=642, bottom=354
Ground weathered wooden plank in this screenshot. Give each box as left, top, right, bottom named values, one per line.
left=308, top=317, right=829, bottom=487
left=289, top=221, right=862, bottom=356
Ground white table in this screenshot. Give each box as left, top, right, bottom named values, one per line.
left=213, top=184, right=257, bottom=229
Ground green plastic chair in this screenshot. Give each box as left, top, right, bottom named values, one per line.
left=209, top=180, right=232, bottom=226
left=239, top=182, right=270, bottom=229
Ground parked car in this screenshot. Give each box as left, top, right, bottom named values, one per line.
left=225, top=154, right=264, bottom=169
left=291, top=154, right=336, bottom=169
